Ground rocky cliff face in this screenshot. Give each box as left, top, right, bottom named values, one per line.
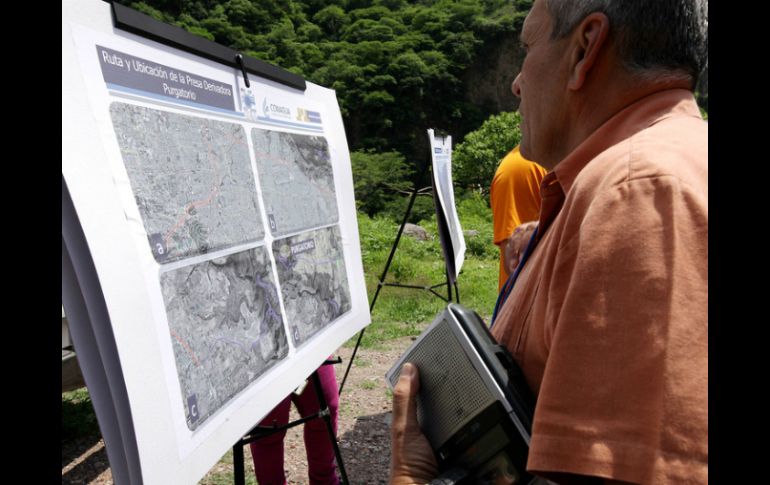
left=462, top=34, right=524, bottom=114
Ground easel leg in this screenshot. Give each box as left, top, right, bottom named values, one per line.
left=311, top=370, right=349, bottom=485
left=338, top=328, right=365, bottom=395
left=446, top=271, right=453, bottom=302
left=340, top=173, right=423, bottom=397
left=233, top=442, right=244, bottom=485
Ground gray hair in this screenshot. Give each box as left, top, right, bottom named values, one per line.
left=545, top=0, right=708, bottom=88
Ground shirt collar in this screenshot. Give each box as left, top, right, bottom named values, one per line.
left=552, top=88, right=701, bottom=195
left=536, top=89, right=701, bottom=235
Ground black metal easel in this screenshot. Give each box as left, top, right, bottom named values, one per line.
left=233, top=358, right=349, bottom=485
left=338, top=142, right=460, bottom=396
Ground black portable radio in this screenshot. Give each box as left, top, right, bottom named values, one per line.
left=386, top=304, right=547, bottom=485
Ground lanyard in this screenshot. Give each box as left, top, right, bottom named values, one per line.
left=490, top=227, right=538, bottom=328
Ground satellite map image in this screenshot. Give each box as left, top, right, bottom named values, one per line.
left=110, top=103, right=264, bottom=263
left=252, top=129, right=339, bottom=236
left=160, top=246, right=288, bottom=430
left=273, top=226, right=351, bottom=346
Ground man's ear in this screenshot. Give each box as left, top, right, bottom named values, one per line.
left=568, top=12, right=610, bottom=90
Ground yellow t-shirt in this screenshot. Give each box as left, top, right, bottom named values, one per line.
left=490, top=146, right=546, bottom=290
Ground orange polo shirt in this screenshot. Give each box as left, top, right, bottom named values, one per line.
left=490, top=147, right=547, bottom=290
left=491, top=89, right=707, bottom=484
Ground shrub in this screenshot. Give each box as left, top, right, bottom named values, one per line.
left=453, top=111, right=523, bottom=195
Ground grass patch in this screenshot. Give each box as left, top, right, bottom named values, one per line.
left=351, top=201, right=498, bottom=349
left=62, top=388, right=100, bottom=441
left=198, top=449, right=259, bottom=485
left=360, top=379, right=378, bottom=390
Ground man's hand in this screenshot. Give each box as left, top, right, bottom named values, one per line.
left=390, top=363, right=438, bottom=485
left=504, top=221, right=538, bottom=274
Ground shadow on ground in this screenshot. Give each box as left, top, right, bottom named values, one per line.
left=338, top=411, right=392, bottom=484
left=62, top=393, right=110, bottom=484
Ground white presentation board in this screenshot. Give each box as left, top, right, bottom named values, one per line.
left=62, top=1, right=370, bottom=483
left=428, top=129, right=465, bottom=278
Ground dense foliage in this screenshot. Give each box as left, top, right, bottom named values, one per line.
left=453, top=111, right=522, bottom=195
left=350, top=150, right=413, bottom=216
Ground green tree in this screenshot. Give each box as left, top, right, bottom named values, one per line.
left=453, top=111, right=522, bottom=195
left=128, top=1, right=175, bottom=22
left=350, top=150, right=414, bottom=216
left=313, top=5, right=349, bottom=40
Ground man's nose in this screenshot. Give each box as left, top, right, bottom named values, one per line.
left=511, top=74, right=522, bottom=98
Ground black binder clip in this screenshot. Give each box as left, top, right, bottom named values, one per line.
left=235, top=53, right=250, bottom=88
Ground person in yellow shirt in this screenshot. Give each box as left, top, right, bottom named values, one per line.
left=489, top=145, right=546, bottom=290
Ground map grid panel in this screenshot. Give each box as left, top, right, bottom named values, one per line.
left=252, top=129, right=339, bottom=237
left=110, top=103, right=264, bottom=263
left=160, top=246, right=289, bottom=430
left=273, top=226, right=351, bottom=346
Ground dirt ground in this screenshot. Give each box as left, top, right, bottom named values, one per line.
left=62, top=337, right=415, bottom=484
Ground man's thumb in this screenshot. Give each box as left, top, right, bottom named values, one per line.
left=392, top=362, right=421, bottom=431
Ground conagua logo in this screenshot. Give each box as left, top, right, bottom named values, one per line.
left=262, top=97, right=291, bottom=119
left=262, top=97, right=270, bottom=118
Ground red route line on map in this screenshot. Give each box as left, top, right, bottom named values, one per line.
left=163, top=126, right=225, bottom=249
left=169, top=328, right=201, bottom=367
left=252, top=148, right=335, bottom=197
left=252, top=149, right=293, bottom=167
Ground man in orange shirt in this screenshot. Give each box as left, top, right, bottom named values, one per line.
left=490, top=145, right=546, bottom=291
left=391, top=0, right=708, bottom=484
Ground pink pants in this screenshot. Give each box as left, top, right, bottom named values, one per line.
left=250, top=363, right=340, bottom=485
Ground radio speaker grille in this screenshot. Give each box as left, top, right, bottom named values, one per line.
left=388, top=318, right=496, bottom=448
